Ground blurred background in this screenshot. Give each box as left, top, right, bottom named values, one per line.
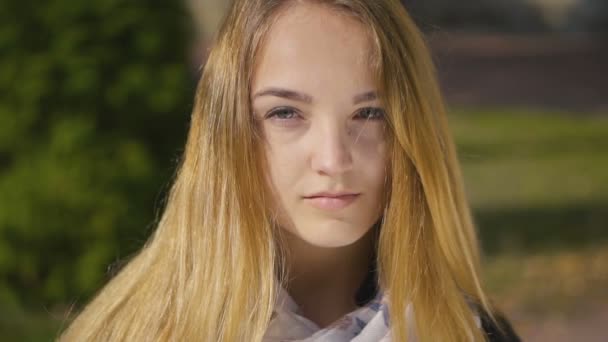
left=1, top=0, right=606, bottom=340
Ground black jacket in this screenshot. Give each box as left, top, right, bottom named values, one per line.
left=480, top=309, right=522, bottom=342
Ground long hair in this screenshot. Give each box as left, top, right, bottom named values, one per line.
left=60, top=0, right=493, bottom=341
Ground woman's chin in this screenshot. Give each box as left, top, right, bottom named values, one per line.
left=289, top=221, right=372, bottom=248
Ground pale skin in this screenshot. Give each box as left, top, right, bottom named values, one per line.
left=251, top=3, right=388, bottom=328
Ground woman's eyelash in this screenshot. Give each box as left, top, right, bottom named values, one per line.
left=264, top=106, right=385, bottom=120
left=265, top=107, right=299, bottom=120
left=355, top=107, right=385, bottom=120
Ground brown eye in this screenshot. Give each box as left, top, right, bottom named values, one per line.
left=355, top=107, right=385, bottom=120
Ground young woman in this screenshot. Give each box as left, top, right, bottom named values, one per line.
left=60, top=0, right=520, bottom=341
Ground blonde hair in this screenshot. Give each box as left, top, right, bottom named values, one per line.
left=60, top=0, right=494, bottom=341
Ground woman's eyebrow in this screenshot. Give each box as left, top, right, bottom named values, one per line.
left=353, top=91, right=377, bottom=104
left=252, top=88, right=313, bottom=103
left=252, top=87, right=377, bottom=105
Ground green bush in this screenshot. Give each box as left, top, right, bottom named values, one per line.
left=0, top=0, right=193, bottom=308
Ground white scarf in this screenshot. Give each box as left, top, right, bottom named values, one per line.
left=263, top=286, right=481, bottom=341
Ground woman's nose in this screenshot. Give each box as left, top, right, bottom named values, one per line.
left=309, top=121, right=354, bottom=176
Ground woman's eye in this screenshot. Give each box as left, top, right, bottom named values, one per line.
left=355, top=107, right=385, bottom=120
left=266, top=107, right=299, bottom=120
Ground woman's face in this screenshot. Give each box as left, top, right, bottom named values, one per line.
left=251, top=3, right=388, bottom=248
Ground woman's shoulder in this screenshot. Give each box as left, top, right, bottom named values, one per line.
left=479, top=309, right=522, bottom=342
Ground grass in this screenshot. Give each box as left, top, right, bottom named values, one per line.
left=449, top=109, right=608, bottom=252
left=448, top=108, right=608, bottom=320
left=483, top=245, right=608, bottom=315
left=451, top=109, right=608, bottom=210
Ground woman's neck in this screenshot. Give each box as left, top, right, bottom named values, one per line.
left=280, top=228, right=375, bottom=328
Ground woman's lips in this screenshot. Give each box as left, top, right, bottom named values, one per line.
left=303, top=194, right=360, bottom=210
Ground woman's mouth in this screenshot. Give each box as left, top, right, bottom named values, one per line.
left=303, top=194, right=360, bottom=210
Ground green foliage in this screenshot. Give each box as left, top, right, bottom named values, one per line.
left=0, top=0, right=193, bottom=308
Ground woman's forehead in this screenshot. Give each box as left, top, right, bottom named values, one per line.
left=252, top=2, right=375, bottom=99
